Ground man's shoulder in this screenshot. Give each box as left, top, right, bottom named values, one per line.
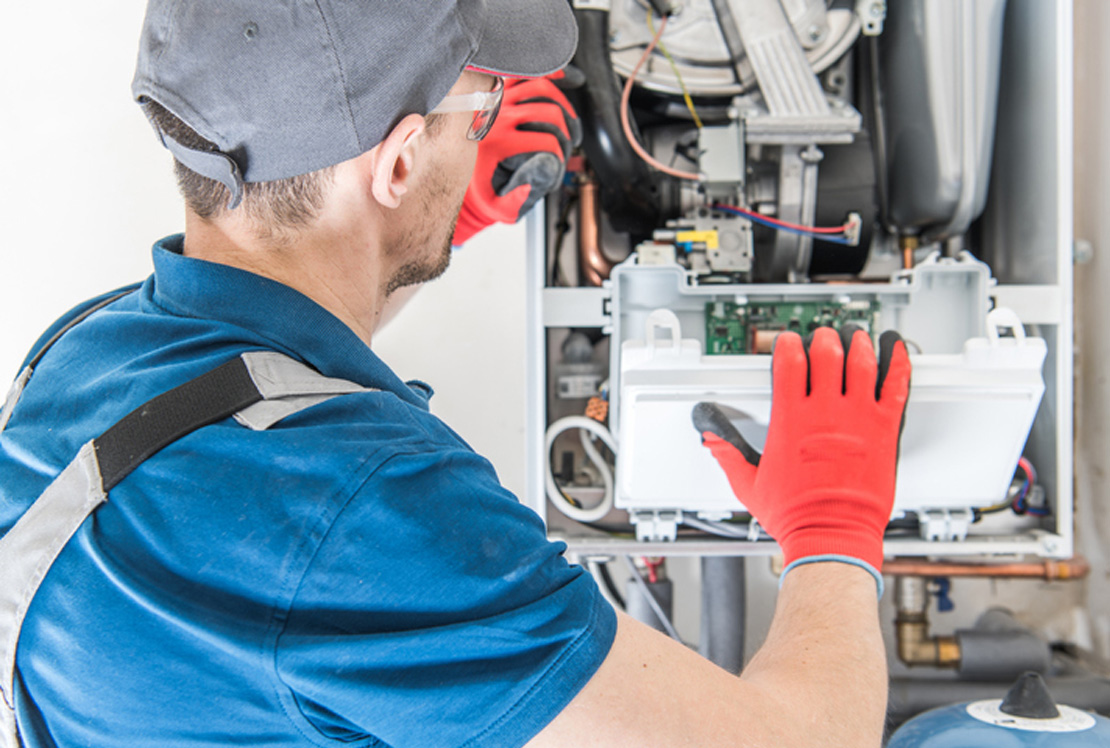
left=16, top=283, right=144, bottom=372
left=256, top=382, right=472, bottom=460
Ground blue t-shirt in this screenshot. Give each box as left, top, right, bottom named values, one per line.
left=0, top=236, right=615, bottom=748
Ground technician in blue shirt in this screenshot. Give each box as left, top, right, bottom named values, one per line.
left=0, top=1, right=910, bottom=746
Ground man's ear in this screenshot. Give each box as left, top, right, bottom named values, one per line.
left=365, top=113, right=426, bottom=209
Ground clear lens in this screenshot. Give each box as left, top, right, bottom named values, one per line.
left=429, top=77, right=504, bottom=141
left=468, top=89, right=503, bottom=140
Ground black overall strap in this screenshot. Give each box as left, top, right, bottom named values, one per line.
left=94, top=357, right=261, bottom=491
left=0, top=357, right=262, bottom=748
left=0, top=352, right=369, bottom=748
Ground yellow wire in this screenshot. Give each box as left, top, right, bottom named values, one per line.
left=647, top=10, right=703, bottom=129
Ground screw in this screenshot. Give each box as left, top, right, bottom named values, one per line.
left=1075, top=239, right=1094, bottom=265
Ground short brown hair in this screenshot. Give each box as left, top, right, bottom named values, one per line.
left=142, top=100, right=336, bottom=235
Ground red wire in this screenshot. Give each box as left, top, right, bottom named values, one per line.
left=715, top=203, right=853, bottom=234
left=1017, top=456, right=1037, bottom=484
left=641, top=557, right=662, bottom=584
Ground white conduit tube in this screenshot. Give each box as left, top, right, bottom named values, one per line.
left=544, top=416, right=617, bottom=524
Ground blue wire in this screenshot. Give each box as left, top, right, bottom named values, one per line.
left=1012, top=478, right=1031, bottom=513
left=711, top=205, right=852, bottom=245
left=1011, top=471, right=1049, bottom=516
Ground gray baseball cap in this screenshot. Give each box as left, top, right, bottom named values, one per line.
left=132, top=0, right=578, bottom=208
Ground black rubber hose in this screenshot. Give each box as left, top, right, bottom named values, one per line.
left=567, top=8, right=661, bottom=234
left=699, top=556, right=746, bottom=674
left=593, top=560, right=625, bottom=610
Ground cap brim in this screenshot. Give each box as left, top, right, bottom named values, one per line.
left=468, top=0, right=578, bottom=78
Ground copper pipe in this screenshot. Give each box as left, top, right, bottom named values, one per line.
left=884, top=556, right=1090, bottom=581
left=900, top=235, right=919, bottom=270
left=578, top=176, right=615, bottom=287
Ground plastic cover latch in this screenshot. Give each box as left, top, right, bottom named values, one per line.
left=986, top=307, right=1028, bottom=345
left=632, top=510, right=681, bottom=542
left=916, top=508, right=974, bottom=542
left=644, top=309, right=683, bottom=355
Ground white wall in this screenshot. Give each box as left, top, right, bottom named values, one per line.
left=1, top=2, right=178, bottom=381
left=0, top=2, right=528, bottom=497
left=374, top=229, right=527, bottom=497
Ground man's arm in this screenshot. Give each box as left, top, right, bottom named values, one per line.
left=531, top=326, right=909, bottom=746
left=528, top=563, right=884, bottom=748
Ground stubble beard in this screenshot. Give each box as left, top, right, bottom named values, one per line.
left=384, top=183, right=462, bottom=297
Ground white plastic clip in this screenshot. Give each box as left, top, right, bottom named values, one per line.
left=644, top=309, right=684, bottom=354
left=986, top=307, right=1027, bottom=345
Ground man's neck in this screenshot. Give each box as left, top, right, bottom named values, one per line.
left=182, top=209, right=387, bottom=347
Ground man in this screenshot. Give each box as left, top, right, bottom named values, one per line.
left=0, top=1, right=910, bottom=747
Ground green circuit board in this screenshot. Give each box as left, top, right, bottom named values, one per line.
left=705, top=299, right=881, bottom=355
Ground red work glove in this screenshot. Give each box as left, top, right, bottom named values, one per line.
left=692, top=326, right=911, bottom=591
left=452, top=76, right=581, bottom=246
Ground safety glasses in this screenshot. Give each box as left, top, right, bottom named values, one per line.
left=428, top=77, right=504, bottom=141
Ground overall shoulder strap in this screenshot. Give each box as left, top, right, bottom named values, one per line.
left=0, top=351, right=371, bottom=748
left=0, top=289, right=137, bottom=434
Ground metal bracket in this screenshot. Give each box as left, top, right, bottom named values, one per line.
left=766, top=143, right=824, bottom=282
left=855, top=0, right=886, bottom=36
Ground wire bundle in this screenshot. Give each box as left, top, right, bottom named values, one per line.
left=978, top=456, right=1048, bottom=517
left=618, top=12, right=863, bottom=245
left=712, top=203, right=858, bottom=246
left=1011, top=457, right=1048, bottom=516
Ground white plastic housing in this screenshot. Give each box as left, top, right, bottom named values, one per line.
left=616, top=307, right=1046, bottom=516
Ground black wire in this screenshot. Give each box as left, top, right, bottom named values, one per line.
left=885, top=516, right=921, bottom=533
left=592, top=560, right=626, bottom=610
left=577, top=522, right=636, bottom=534
left=578, top=519, right=918, bottom=540
left=550, top=188, right=577, bottom=287
left=546, top=437, right=586, bottom=508
left=867, top=35, right=895, bottom=234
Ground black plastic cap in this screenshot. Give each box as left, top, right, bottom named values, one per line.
left=999, top=672, right=1061, bottom=719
